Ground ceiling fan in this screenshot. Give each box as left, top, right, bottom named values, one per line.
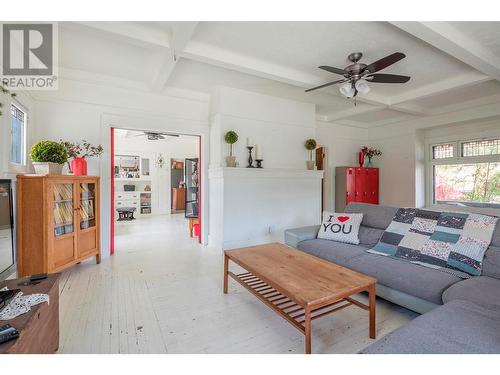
left=134, top=131, right=180, bottom=141
left=305, top=52, right=410, bottom=98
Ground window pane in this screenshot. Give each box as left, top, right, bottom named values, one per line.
left=432, top=143, right=454, bottom=159
left=434, top=163, right=500, bottom=208
left=462, top=138, right=500, bottom=157
left=10, top=105, right=25, bottom=165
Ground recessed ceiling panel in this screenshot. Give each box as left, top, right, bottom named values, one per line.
left=192, top=22, right=474, bottom=97
left=411, top=80, right=500, bottom=109
left=451, top=22, right=500, bottom=57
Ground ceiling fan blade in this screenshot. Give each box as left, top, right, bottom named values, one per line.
left=364, top=52, right=406, bottom=74
left=318, top=66, right=346, bottom=75
left=366, top=74, right=411, bottom=83
left=305, top=78, right=348, bottom=92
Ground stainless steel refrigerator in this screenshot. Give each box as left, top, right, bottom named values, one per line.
left=0, top=180, right=15, bottom=281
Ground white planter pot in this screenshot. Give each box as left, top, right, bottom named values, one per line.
left=225, top=156, right=237, bottom=168
left=306, top=160, right=315, bottom=170
left=32, top=162, right=64, bottom=175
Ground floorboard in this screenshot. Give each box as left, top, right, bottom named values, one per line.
left=58, top=214, right=417, bottom=353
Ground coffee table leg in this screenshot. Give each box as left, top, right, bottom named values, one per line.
left=304, top=307, right=312, bottom=354
left=369, top=284, right=376, bottom=339
left=223, top=254, right=229, bottom=294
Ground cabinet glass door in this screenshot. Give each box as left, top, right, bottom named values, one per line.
left=80, top=182, right=96, bottom=229
left=53, top=183, right=74, bottom=236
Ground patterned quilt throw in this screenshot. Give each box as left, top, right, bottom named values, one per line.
left=368, top=208, right=498, bottom=276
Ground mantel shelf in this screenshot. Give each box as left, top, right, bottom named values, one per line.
left=209, top=167, right=324, bottom=180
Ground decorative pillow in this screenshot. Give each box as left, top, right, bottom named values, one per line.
left=317, top=212, right=363, bottom=245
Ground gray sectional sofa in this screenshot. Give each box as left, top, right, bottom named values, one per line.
left=284, top=202, right=500, bottom=354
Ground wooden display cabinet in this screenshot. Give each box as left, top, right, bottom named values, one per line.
left=16, top=175, right=100, bottom=277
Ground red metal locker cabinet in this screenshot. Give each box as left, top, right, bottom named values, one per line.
left=335, top=167, right=379, bottom=211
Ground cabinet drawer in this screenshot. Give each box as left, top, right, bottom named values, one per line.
left=115, top=199, right=139, bottom=207
left=115, top=192, right=139, bottom=200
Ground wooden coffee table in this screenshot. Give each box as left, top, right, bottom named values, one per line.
left=223, top=243, right=377, bottom=354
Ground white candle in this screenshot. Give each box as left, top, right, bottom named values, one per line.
left=255, top=144, right=262, bottom=159
left=247, top=137, right=254, bottom=147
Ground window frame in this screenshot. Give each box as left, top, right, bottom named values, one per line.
left=426, top=135, right=500, bottom=212
left=9, top=101, right=29, bottom=172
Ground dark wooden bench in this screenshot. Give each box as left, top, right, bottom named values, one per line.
left=116, top=207, right=136, bottom=221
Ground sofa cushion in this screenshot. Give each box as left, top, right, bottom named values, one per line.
left=297, top=239, right=366, bottom=267
left=346, top=253, right=461, bottom=305
left=358, top=226, right=384, bottom=248
left=442, top=276, right=500, bottom=311
left=483, top=246, right=500, bottom=279
left=361, top=299, right=500, bottom=354
left=491, top=221, right=500, bottom=247
left=345, top=203, right=398, bottom=230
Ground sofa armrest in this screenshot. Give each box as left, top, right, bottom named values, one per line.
left=284, top=225, right=320, bottom=248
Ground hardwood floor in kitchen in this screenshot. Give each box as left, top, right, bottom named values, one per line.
left=58, top=214, right=417, bottom=354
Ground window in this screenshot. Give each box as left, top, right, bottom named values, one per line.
left=10, top=104, right=27, bottom=165
left=430, top=137, right=500, bottom=209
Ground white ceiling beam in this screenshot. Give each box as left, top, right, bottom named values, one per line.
left=389, top=102, right=430, bottom=116
left=151, top=22, right=198, bottom=92
left=431, top=93, right=500, bottom=115
left=325, top=105, right=385, bottom=121
left=390, top=21, right=500, bottom=81
left=389, top=71, right=492, bottom=105
left=74, top=22, right=171, bottom=49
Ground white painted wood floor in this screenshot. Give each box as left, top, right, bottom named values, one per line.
left=58, top=214, right=417, bottom=354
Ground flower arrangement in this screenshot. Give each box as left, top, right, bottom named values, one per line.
left=361, top=146, right=382, bottom=158
left=60, top=140, right=103, bottom=158
left=60, top=140, right=103, bottom=175
left=361, top=146, right=382, bottom=167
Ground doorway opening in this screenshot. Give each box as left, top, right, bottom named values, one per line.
left=110, top=128, right=202, bottom=256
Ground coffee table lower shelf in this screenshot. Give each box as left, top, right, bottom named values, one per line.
left=225, top=266, right=375, bottom=353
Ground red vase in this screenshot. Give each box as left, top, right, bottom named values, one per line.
left=71, top=157, right=87, bottom=176
left=358, top=151, right=365, bottom=167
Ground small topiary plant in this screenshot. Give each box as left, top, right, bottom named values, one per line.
left=224, top=131, right=239, bottom=156
left=304, top=139, right=317, bottom=151
left=30, top=140, right=68, bottom=164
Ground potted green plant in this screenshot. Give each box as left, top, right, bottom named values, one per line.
left=224, top=130, right=239, bottom=167
left=304, top=139, right=317, bottom=170
left=61, top=140, right=103, bottom=176
left=30, top=140, right=68, bottom=175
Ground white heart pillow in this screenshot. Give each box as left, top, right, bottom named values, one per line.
left=317, top=211, right=363, bottom=245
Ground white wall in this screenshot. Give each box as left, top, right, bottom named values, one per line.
left=210, top=168, right=323, bottom=249
left=210, top=86, right=316, bottom=169
left=208, top=87, right=322, bottom=249
left=316, top=121, right=368, bottom=210
left=33, top=78, right=211, bottom=254
left=115, top=135, right=198, bottom=215
left=366, top=117, right=500, bottom=209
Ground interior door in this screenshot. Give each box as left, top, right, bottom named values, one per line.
left=77, top=179, right=99, bottom=258
left=49, top=179, right=78, bottom=270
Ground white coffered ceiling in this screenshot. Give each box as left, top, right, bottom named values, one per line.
left=55, top=21, right=500, bottom=128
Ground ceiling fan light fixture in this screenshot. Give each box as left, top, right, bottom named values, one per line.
left=355, top=79, right=370, bottom=95
left=339, top=82, right=355, bottom=98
